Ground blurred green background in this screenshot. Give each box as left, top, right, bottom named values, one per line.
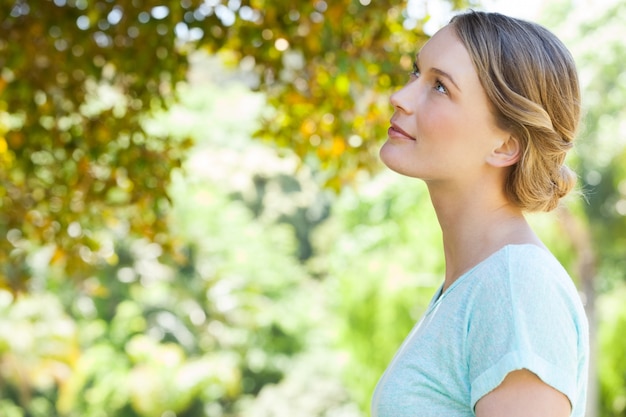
left=1, top=0, right=625, bottom=416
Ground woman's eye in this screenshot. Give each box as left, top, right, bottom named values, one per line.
left=434, top=80, right=448, bottom=94
left=408, top=63, right=447, bottom=95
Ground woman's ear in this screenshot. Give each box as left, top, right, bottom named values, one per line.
left=487, top=135, right=521, bottom=168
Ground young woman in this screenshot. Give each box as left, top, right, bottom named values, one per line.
left=373, top=10, right=589, bottom=417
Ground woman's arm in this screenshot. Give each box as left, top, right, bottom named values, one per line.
left=475, top=369, right=571, bottom=417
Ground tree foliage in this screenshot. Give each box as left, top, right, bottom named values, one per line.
left=0, top=81, right=350, bottom=417
left=0, top=0, right=194, bottom=290
left=0, top=0, right=476, bottom=290
left=572, top=1, right=626, bottom=287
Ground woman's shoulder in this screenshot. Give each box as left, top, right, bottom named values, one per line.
left=475, top=243, right=570, bottom=282
left=468, top=244, right=583, bottom=312
left=503, top=244, right=573, bottom=286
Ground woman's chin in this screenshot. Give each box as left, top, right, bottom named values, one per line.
left=379, top=146, right=420, bottom=178
left=380, top=141, right=409, bottom=171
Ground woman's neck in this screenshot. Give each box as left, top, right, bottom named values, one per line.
left=427, top=182, right=544, bottom=292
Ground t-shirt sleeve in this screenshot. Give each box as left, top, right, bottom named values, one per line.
left=466, top=247, right=584, bottom=410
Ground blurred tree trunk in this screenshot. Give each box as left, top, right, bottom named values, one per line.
left=558, top=206, right=598, bottom=417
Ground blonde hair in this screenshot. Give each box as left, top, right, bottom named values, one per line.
left=450, top=11, right=580, bottom=212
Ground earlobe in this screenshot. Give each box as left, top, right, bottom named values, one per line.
left=487, top=135, right=521, bottom=168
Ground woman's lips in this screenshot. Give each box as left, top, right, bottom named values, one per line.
left=388, top=124, right=416, bottom=140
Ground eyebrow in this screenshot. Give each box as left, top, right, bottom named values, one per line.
left=415, top=54, right=462, bottom=92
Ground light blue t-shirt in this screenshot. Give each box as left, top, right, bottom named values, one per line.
left=371, top=244, right=589, bottom=417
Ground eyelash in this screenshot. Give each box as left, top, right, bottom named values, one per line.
left=410, top=63, right=448, bottom=95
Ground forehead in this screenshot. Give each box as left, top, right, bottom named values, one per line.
left=418, top=25, right=479, bottom=90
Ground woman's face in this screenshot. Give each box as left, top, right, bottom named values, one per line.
left=380, top=25, right=509, bottom=187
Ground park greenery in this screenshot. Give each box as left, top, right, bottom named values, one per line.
left=1, top=0, right=626, bottom=416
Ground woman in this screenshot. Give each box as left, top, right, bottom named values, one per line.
left=373, top=10, right=589, bottom=417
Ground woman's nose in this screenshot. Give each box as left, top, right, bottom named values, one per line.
left=390, top=84, right=414, bottom=114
